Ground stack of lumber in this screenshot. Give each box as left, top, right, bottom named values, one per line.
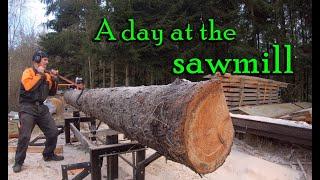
left=204, top=74, right=288, bottom=108
left=8, top=145, right=63, bottom=154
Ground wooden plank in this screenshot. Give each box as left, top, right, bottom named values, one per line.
left=222, top=86, right=280, bottom=91
left=225, top=96, right=280, bottom=101
left=293, top=102, right=312, bottom=109
left=225, top=96, right=279, bottom=101
left=237, top=103, right=303, bottom=118
left=223, top=88, right=279, bottom=93
left=68, top=168, right=86, bottom=176
left=58, top=83, right=73, bottom=86
left=268, top=82, right=274, bottom=103
left=8, top=121, right=19, bottom=139
left=8, top=133, right=19, bottom=139
left=230, top=113, right=311, bottom=146
left=221, top=78, right=287, bottom=88
left=224, top=92, right=278, bottom=97
left=227, top=100, right=280, bottom=106
left=219, top=75, right=289, bottom=87
left=222, top=82, right=280, bottom=90
left=226, top=93, right=279, bottom=98
left=70, top=123, right=95, bottom=148
left=204, top=74, right=289, bottom=87
left=239, top=79, right=245, bottom=106
left=242, top=100, right=279, bottom=105
left=224, top=92, right=241, bottom=97
left=280, top=108, right=312, bottom=124
left=227, top=99, right=280, bottom=105
left=8, top=144, right=63, bottom=154
left=256, top=83, right=260, bottom=105
left=297, top=158, right=309, bottom=180
left=291, top=108, right=312, bottom=116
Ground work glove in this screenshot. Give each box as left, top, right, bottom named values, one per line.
left=49, top=69, right=59, bottom=81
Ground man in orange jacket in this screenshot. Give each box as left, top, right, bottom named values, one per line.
left=13, top=50, right=64, bottom=173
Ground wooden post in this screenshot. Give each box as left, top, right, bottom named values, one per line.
left=256, top=83, right=260, bottom=105
left=239, top=78, right=245, bottom=106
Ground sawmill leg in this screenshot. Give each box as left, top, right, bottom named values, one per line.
left=90, top=149, right=102, bottom=180
left=134, top=150, right=146, bottom=180
left=106, top=135, right=119, bottom=180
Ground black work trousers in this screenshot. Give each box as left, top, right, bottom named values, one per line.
left=14, top=103, right=59, bottom=165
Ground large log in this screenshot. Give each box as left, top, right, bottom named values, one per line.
left=64, top=79, right=234, bottom=174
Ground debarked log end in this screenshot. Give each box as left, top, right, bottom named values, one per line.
left=183, top=80, right=234, bottom=174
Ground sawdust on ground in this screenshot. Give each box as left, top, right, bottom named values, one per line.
left=8, top=132, right=308, bottom=180
left=8, top=107, right=310, bottom=180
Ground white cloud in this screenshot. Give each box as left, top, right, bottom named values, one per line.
left=23, top=0, right=55, bottom=33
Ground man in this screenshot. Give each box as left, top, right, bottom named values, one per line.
left=13, top=50, right=64, bottom=173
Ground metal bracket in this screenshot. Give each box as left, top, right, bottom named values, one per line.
left=29, top=125, right=64, bottom=146
left=61, top=162, right=91, bottom=180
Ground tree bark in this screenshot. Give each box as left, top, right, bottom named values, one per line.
left=64, top=79, right=234, bottom=174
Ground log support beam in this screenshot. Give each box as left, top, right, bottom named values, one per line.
left=63, top=111, right=162, bottom=180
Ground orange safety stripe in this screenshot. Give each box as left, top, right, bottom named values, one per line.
left=21, top=68, right=54, bottom=91
left=21, top=68, right=42, bottom=91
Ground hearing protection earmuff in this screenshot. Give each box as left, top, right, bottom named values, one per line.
left=32, top=50, right=48, bottom=63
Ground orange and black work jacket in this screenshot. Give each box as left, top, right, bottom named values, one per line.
left=19, top=67, right=58, bottom=105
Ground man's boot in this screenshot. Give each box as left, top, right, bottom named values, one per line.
left=13, top=163, right=22, bottom=173
left=43, top=154, right=64, bottom=161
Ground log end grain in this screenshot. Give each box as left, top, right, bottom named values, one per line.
left=184, top=80, right=234, bottom=174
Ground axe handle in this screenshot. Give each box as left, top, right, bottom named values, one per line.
left=45, top=70, right=81, bottom=88
left=57, top=74, right=77, bottom=85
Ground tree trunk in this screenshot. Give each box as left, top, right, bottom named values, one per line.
left=103, top=60, right=106, bottom=87
left=110, top=60, right=115, bottom=87
left=84, top=61, right=89, bottom=88
left=88, top=56, right=93, bottom=88
left=280, top=1, right=286, bottom=82
left=125, top=62, right=129, bottom=86
left=150, top=71, right=154, bottom=85
left=64, top=79, right=234, bottom=174
left=8, top=56, right=12, bottom=106
left=249, top=2, right=256, bottom=48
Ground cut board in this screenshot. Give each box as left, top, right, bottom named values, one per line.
left=237, top=103, right=303, bottom=118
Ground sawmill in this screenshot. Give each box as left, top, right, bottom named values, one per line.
left=8, top=1, right=312, bottom=179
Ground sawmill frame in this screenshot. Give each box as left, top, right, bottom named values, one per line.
left=62, top=111, right=162, bottom=180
